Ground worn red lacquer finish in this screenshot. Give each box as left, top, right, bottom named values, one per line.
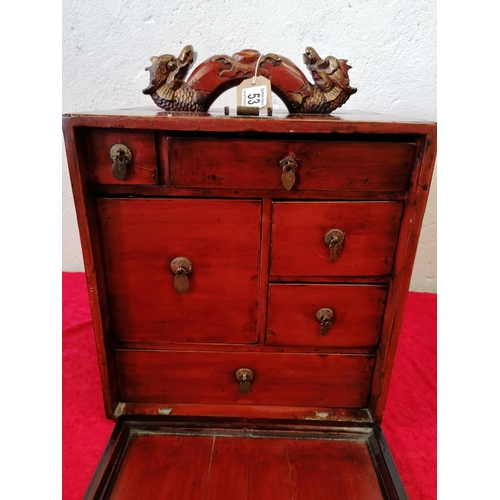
left=63, top=107, right=436, bottom=499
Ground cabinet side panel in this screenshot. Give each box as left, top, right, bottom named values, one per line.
left=369, top=128, right=437, bottom=421
left=63, top=120, right=118, bottom=417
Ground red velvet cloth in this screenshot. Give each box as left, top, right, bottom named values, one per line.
left=62, top=272, right=436, bottom=500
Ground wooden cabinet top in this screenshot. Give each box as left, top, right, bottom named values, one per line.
left=63, top=107, right=436, bottom=135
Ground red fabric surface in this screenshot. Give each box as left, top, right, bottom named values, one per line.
left=62, top=271, right=436, bottom=500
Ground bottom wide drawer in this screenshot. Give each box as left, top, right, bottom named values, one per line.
left=116, top=350, right=375, bottom=408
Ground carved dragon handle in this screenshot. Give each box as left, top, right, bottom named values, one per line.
left=143, top=45, right=356, bottom=114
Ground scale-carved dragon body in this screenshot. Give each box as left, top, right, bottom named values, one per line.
left=299, top=47, right=357, bottom=113
left=143, top=45, right=356, bottom=114
left=143, top=46, right=204, bottom=112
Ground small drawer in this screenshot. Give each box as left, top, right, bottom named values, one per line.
left=266, top=284, right=387, bottom=348
left=85, top=129, right=158, bottom=184
left=116, top=350, right=375, bottom=408
left=270, top=201, right=403, bottom=278
left=168, top=137, right=415, bottom=191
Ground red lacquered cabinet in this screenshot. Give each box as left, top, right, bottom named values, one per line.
left=63, top=107, right=436, bottom=499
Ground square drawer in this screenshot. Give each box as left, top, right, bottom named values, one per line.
left=85, top=129, right=158, bottom=184
left=97, top=198, right=262, bottom=345
left=270, top=201, right=403, bottom=278
left=266, top=284, right=387, bottom=348
left=116, top=350, right=375, bottom=408
left=168, top=137, right=415, bottom=191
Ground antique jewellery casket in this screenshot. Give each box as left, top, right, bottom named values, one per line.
left=63, top=46, right=436, bottom=499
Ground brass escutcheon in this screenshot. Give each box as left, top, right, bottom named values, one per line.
left=170, top=257, right=193, bottom=294
left=110, top=143, right=132, bottom=180
left=316, top=307, right=335, bottom=336
left=279, top=153, right=298, bottom=190
left=324, top=228, right=346, bottom=263
left=235, top=368, right=254, bottom=394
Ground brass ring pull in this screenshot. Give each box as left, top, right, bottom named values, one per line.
left=110, top=143, right=132, bottom=180
left=316, top=308, right=335, bottom=336
left=324, top=229, right=346, bottom=263
left=279, top=153, right=298, bottom=190
left=170, top=257, right=193, bottom=294
left=235, top=368, right=254, bottom=394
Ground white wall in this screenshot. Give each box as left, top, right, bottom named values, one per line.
left=62, top=0, right=436, bottom=291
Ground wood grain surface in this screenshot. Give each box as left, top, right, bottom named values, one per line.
left=266, top=284, right=387, bottom=347
left=107, top=430, right=384, bottom=500
left=115, top=350, right=375, bottom=408
left=84, top=128, right=158, bottom=185
left=270, top=201, right=403, bottom=278
left=97, top=198, right=262, bottom=345
left=169, top=137, right=416, bottom=191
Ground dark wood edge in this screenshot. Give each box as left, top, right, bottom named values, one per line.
left=114, top=403, right=375, bottom=423
left=257, top=199, right=272, bottom=345
left=368, top=425, right=408, bottom=500
left=62, top=122, right=119, bottom=417
left=369, top=126, right=437, bottom=422
left=83, top=417, right=132, bottom=500
left=92, top=185, right=409, bottom=200
left=118, top=414, right=375, bottom=430
left=114, top=341, right=379, bottom=354
left=154, top=132, right=168, bottom=185
left=62, top=113, right=436, bottom=135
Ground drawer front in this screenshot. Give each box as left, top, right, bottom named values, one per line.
left=116, top=350, right=375, bottom=408
left=169, top=137, right=415, bottom=191
left=267, top=284, right=387, bottom=348
left=86, top=129, right=158, bottom=184
left=98, top=198, right=262, bottom=345
left=270, top=201, right=403, bottom=277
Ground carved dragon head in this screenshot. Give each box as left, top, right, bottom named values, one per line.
left=302, top=46, right=355, bottom=95
left=143, top=45, right=197, bottom=95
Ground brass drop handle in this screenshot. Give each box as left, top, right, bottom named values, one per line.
left=235, top=368, right=254, bottom=394
left=170, top=257, right=193, bottom=294
left=324, top=229, right=346, bottom=263
left=279, top=153, right=298, bottom=190
left=316, top=308, right=335, bottom=336
left=110, top=143, right=133, bottom=180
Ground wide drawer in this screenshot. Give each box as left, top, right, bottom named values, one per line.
left=97, top=198, right=262, bottom=345
left=266, top=284, right=387, bottom=348
left=116, top=350, right=375, bottom=408
left=270, top=201, right=403, bottom=277
left=168, top=137, right=415, bottom=191
left=85, top=128, right=158, bottom=184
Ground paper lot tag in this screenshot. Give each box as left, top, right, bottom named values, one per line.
left=237, top=76, right=273, bottom=109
